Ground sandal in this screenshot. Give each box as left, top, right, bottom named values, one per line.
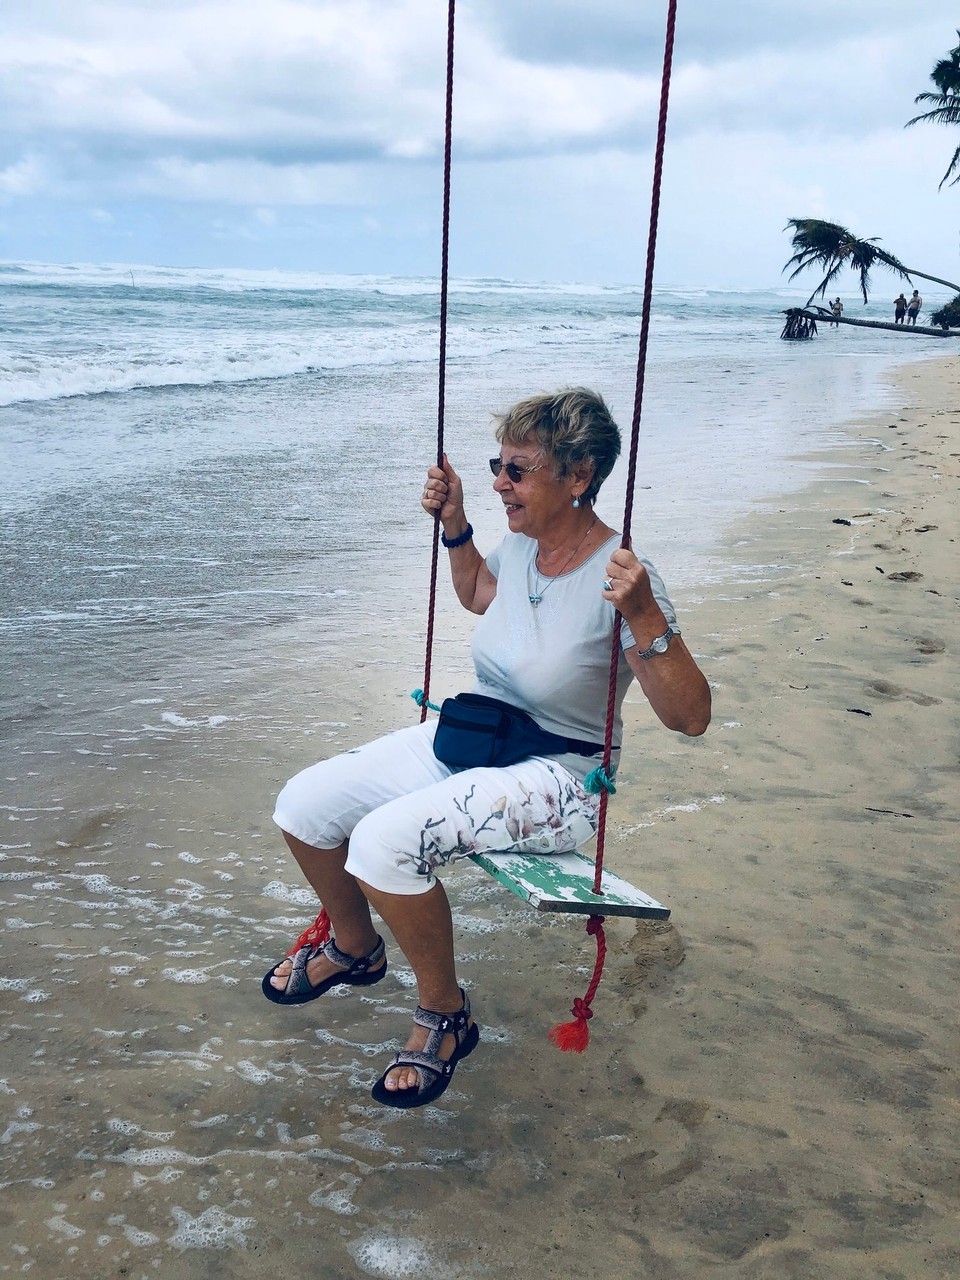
left=261, top=929, right=387, bottom=1006
left=371, top=988, right=480, bottom=1109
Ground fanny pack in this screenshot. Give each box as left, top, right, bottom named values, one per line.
left=432, top=692, right=612, bottom=770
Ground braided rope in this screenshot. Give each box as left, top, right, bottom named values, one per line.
left=419, top=0, right=457, bottom=721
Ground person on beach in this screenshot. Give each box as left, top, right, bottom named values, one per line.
left=261, top=388, right=711, bottom=1108
left=907, top=290, right=922, bottom=325
left=830, top=297, right=843, bottom=327
left=894, top=293, right=908, bottom=324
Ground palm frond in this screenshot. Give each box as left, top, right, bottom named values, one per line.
left=907, top=98, right=960, bottom=128
left=938, top=142, right=960, bottom=188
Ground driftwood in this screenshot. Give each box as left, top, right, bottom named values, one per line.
left=782, top=306, right=959, bottom=340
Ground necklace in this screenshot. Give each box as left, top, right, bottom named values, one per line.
left=528, top=515, right=598, bottom=607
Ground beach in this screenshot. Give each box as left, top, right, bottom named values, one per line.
left=3, top=323, right=959, bottom=1277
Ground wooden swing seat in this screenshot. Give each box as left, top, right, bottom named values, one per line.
left=469, top=848, right=669, bottom=919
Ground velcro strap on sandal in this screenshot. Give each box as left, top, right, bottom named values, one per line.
left=387, top=1049, right=455, bottom=1080
left=324, top=935, right=385, bottom=973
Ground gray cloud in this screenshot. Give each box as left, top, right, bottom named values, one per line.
left=0, top=1, right=956, bottom=282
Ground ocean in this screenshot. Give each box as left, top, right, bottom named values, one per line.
left=3, top=262, right=945, bottom=746
left=0, top=260, right=947, bottom=1269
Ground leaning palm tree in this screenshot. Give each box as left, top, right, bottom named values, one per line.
left=906, top=31, right=960, bottom=188
left=783, top=219, right=960, bottom=307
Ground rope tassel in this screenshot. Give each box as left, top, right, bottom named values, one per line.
left=548, top=914, right=607, bottom=1052
left=287, top=907, right=331, bottom=957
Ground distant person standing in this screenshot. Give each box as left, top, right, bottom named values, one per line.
left=907, top=290, right=922, bottom=326
left=894, top=293, right=907, bottom=324
left=830, top=297, right=843, bottom=327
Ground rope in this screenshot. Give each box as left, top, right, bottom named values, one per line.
left=419, top=0, right=457, bottom=722
left=409, top=0, right=678, bottom=1053
left=549, top=0, right=678, bottom=1053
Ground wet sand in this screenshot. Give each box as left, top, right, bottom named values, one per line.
left=2, top=355, right=959, bottom=1278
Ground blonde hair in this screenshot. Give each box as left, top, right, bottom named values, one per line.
left=493, top=388, right=621, bottom=505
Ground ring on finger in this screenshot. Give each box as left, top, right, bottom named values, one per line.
left=603, top=578, right=613, bottom=591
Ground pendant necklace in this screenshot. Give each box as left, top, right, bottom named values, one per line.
left=528, top=515, right=597, bottom=607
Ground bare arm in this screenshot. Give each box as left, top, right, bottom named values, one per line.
left=604, top=547, right=711, bottom=736
left=422, top=454, right=497, bottom=615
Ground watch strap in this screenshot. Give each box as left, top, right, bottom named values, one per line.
left=636, top=626, right=675, bottom=660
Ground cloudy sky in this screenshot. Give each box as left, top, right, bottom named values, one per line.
left=1, top=0, right=957, bottom=288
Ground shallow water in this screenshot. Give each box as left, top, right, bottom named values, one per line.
left=1, top=265, right=948, bottom=1274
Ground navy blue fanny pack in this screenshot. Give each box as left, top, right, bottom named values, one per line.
left=432, top=692, right=611, bottom=770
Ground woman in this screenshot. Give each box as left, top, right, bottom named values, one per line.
left=262, top=388, right=711, bottom=1109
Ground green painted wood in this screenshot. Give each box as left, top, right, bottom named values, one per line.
left=469, top=849, right=670, bottom=918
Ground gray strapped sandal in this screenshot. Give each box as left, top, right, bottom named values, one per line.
left=371, top=988, right=480, bottom=1109
left=261, top=930, right=387, bottom=1006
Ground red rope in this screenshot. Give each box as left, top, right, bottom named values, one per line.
left=552, top=0, right=678, bottom=1052
left=419, top=0, right=457, bottom=721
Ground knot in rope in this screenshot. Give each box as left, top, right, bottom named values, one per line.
left=570, top=997, right=595, bottom=1022
left=411, top=688, right=441, bottom=713
left=583, top=764, right=617, bottom=795
left=586, top=915, right=605, bottom=938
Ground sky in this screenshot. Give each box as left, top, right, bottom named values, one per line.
left=1, top=0, right=958, bottom=289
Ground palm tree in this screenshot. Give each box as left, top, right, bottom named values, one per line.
left=906, top=31, right=960, bottom=188
left=783, top=219, right=960, bottom=307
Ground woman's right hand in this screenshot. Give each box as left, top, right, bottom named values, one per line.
left=422, top=453, right=465, bottom=527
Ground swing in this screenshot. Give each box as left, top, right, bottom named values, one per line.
left=291, top=1, right=682, bottom=1050
left=412, top=0, right=684, bottom=1043
left=415, top=0, right=681, bottom=1019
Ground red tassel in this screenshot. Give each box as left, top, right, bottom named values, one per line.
left=287, top=907, right=330, bottom=956
left=548, top=997, right=593, bottom=1053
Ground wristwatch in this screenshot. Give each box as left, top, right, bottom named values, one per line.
left=636, top=626, right=675, bottom=660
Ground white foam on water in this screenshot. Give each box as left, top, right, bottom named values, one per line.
left=167, top=1205, right=256, bottom=1250
left=161, top=968, right=212, bottom=985
left=232, top=1061, right=283, bottom=1085
left=261, top=880, right=318, bottom=906
left=178, top=851, right=202, bottom=864
left=106, top=1215, right=161, bottom=1247
left=340, top=1128, right=403, bottom=1156
left=308, top=1174, right=362, bottom=1215
left=131, top=1167, right=183, bottom=1186
left=347, top=1233, right=438, bottom=1278
left=109, top=1146, right=208, bottom=1167
left=44, top=1215, right=85, bottom=1239
left=1, top=1120, right=43, bottom=1143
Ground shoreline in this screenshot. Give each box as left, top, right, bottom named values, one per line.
left=2, top=352, right=957, bottom=1277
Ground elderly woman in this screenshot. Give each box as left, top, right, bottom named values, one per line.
left=262, top=388, right=710, bottom=1108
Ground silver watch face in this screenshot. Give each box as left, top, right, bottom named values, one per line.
left=650, top=632, right=670, bottom=654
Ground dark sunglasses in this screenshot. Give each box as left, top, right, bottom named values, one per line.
left=489, top=458, right=544, bottom=483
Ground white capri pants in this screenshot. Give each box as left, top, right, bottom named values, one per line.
left=272, top=721, right=600, bottom=896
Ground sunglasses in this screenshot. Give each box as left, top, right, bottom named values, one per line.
left=489, top=458, right=544, bottom=483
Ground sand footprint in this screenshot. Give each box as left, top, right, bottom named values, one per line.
left=616, top=1097, right=709, bottom=1192
left=865, top=679, right=941, bottom=706
left=914, top=636, right=945, bottom=655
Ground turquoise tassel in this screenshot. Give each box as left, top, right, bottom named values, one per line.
left=411, top=688, right=441, bottom=713
left=584, top=765, right=617, bottom=795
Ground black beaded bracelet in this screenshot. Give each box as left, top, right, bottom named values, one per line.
left=440, top=523, right=474, bottom=549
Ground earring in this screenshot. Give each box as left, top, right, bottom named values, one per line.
left=572, top=496, right=581, bottom=509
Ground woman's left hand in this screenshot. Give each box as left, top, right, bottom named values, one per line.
left=601, top=547, right=660, bottom=621
left=603, top=547, right=711, bottom=737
